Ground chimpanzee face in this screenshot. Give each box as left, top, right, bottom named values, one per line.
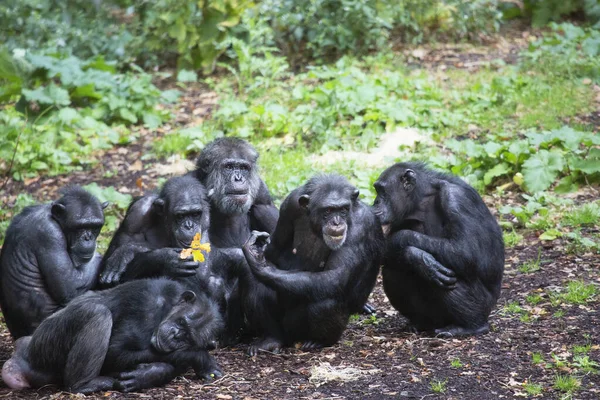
left=206, top=157, right=260, bottom=215
left=372, top=165, right=418, bottom=231
left=301, top=187, right=359, bottom=251
left=151, top=290, right=222, bottom=353
left=51, top=189, right=107, bottom=266
left=154, top=183, right=209, bottom=248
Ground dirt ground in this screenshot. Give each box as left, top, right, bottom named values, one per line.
left=0, top=27, right=599, bottom=399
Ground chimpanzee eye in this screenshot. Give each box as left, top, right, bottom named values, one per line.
left=177, top=317, right=186, bottom=326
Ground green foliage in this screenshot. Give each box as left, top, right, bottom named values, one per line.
left=0, top=50, right=173, bottom=179
left=152, top=127, right=213, bottom=158
left=503, top=229, right=524, bottom=247
left=450, top=358, right=463, bottom=368
left=0, top=194, right=36, bottom=245
left=560, top=280, right=597, bottom=304
left=445, top=126, right=600, bottom=193
left=392, top=0, right=502, bottom=43
left=525, top=23, right=600, bottom=80
left=532, top=352, right=544, bottom=364
left=430, top=379, right=447, bottom=393
left=572, top=355, right=599, bottom=372
left=135, top=0, right=251, bottom=73
left=256, top=0, right=393, bottom=65
left=524, top=382, right=543, bottom=396
left=562, top=202, right=600, bottom=227
left=519, top=249, right=542, bottom=274
left=511, top=0, right=600, bottom=27
left=526, top=294, right=543, bottom=305
left=553, top=374, right=580, bottom=393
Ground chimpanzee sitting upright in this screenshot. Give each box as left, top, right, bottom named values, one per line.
left=242, top=175, right=384, bottom=354
left=0, top=186, right=107, bottom=339
left=2, top=278, right=222, bottom=394
left=372, top=162, right=505, bottom=337
left=193, top=137, right=279, bottom=248
left=98, top=175, right=240, bottom=342
left=193, top=138, right=279, bottom=342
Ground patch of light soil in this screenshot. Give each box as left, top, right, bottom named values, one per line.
left=309, top=362, right=381, bottom=387
left=149, top=155, right=196, bottom=176
left=311, top=127, right=429, bottom=167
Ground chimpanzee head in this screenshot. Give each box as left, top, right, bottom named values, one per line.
left=299, top=174, right=359, bottom=251
left=153, top=176, right=210, bottom=248
left=372, top=162, right=426, bottom=232
left=151, top=290, right=222, bottom=353
left=195, top=138, right=261, bottom=215
left=51, top=186, right=108, bottom=266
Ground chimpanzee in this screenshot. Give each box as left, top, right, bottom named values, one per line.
left=0, top=186, right=107, bottom=339
left=193, top=137, right=279, bottom=248
left=2, top=278, right=223, bottom=394
left=193, top=138, right=279, bottom=342
left=372, top=162, right=505, bottom=337
left=241, top=175, right=384, bottom=354
left=98, top=175, right=242, bottom=343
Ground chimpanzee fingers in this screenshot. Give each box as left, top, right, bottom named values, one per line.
left=435, top=273, right=457, bottom=289
left=115, top=378, right=139, bottom=393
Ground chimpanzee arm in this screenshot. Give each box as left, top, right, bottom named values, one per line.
left=36, top=226, right=100, bottom=305
left=389, top=181, right=477, bottom=275
left=264, top=189, right=303, bottom=264
left=249, top=180, right=279, bottom=234
left=118, top=248, right=199, bottom=282
left=115, top=362, right=177, bottom=392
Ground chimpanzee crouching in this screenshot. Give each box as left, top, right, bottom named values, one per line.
left=242, top=175, right=384, bottom=355
left=0, top=186, right=107, bottom=339
left=372, top=162, right=505, bottom=337
left=2, top=278, right=222, bottom=394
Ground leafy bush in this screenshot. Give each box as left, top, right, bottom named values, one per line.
left=524, top=23, right=600, bottom=80
left=505, top=0, right=600, bottom=27
left=393, top=0, right=502, bottom=43
left=441, top=127, right=600, bottom=193
left=0, top=194, right=36, bottom=246
left=255, top=0, right=393, bottom=65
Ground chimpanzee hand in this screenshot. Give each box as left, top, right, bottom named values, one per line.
left=405, top=246, right=457, bottom=289
left=242, top=231, right=270, bottom=268
left=115, top=362, right=175, bottom=392
left=151, top=248, right=199, bottom=278
left=195, top=364, right=223, bottom=381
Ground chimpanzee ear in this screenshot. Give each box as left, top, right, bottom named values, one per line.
left=298, top=195, right=310, bottom=209
left=351, top=189, right=360, bottom=202
left=180, top=290, right=197, bottom=304
left=51, top=203, right=66, bottom=218
left=153, top=198, right=165, bottom=215
left=401, top=169, right=417, bottom=191
left=101, top=201, right=110, bottom=210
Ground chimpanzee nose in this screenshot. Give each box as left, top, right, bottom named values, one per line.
left=234, top=172, right=243, bottom=182
left=184, top=220, right=193, bottom=230
left=83, top=231, right=93, bottom=241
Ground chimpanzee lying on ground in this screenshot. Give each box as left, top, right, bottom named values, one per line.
left=372, top=162, right=505, bottom=337
left=241, top=175, right=384, bottom=355
left=98, top=175, right=244, bottom=343
left=2, top=278, right=222, bottom=394
left=0, top=186, right=107, bottom=339
left=193, top=138, right=279, bottom=342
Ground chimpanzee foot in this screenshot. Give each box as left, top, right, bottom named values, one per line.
left=299, top=341, right=324, bottom=351
left=434, top=323, right=490, bottom=338
left=247, top=337, right=282, bottom=356
left=362, top=303, right=376, bottom=315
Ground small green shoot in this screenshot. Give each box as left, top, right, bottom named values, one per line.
left=503, top=229, right=524, bottom=247
left=561, top=280, right=597, bottom=304
left=553, top=374, right=580, bottom=393
left=572, top=344, right=591, bottom=355
left=524, top=382, right=543, bottom=396
left=450, top=358, right=463, bottom=368
left=573, top=355, right=598, bottom=373
left=562, top=202, right=600, bottom=227
left=532, top=352, right=544, bottom=365
left=362, top=315, right=379, bottom=326
left=519, top=249, right=541, bottom=274
left=553, top=310, right=565, bottom=318
left=503, top=301, right=524, bottom=315
left=430, top=379, right=447, bottom=393
left=526, top=294, right=543, bottom=305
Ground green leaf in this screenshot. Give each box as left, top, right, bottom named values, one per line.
left=58, top=107, right=79, bottom=124
left=483, top=163, right=511, bottom=185
left=540, top=229, right=562, bottom=241
left=22, top=84, right=70, bottom=106
left=555, top=176, right=579, bottom=193
left=177, top=69, right=198, bottom=83
left=118, top=108, right=137, bottom=123
left=142, top=112, right=162, bottom=129
left=522, top=150, right=565, bottom=193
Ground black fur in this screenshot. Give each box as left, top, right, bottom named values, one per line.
left=0, top=186, right=107, bottom=339
left=1, top=279, right=222, bottom=393
left=372, top=162, right=505, bottom=337
left=241, top=174, right=384, bottom=354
